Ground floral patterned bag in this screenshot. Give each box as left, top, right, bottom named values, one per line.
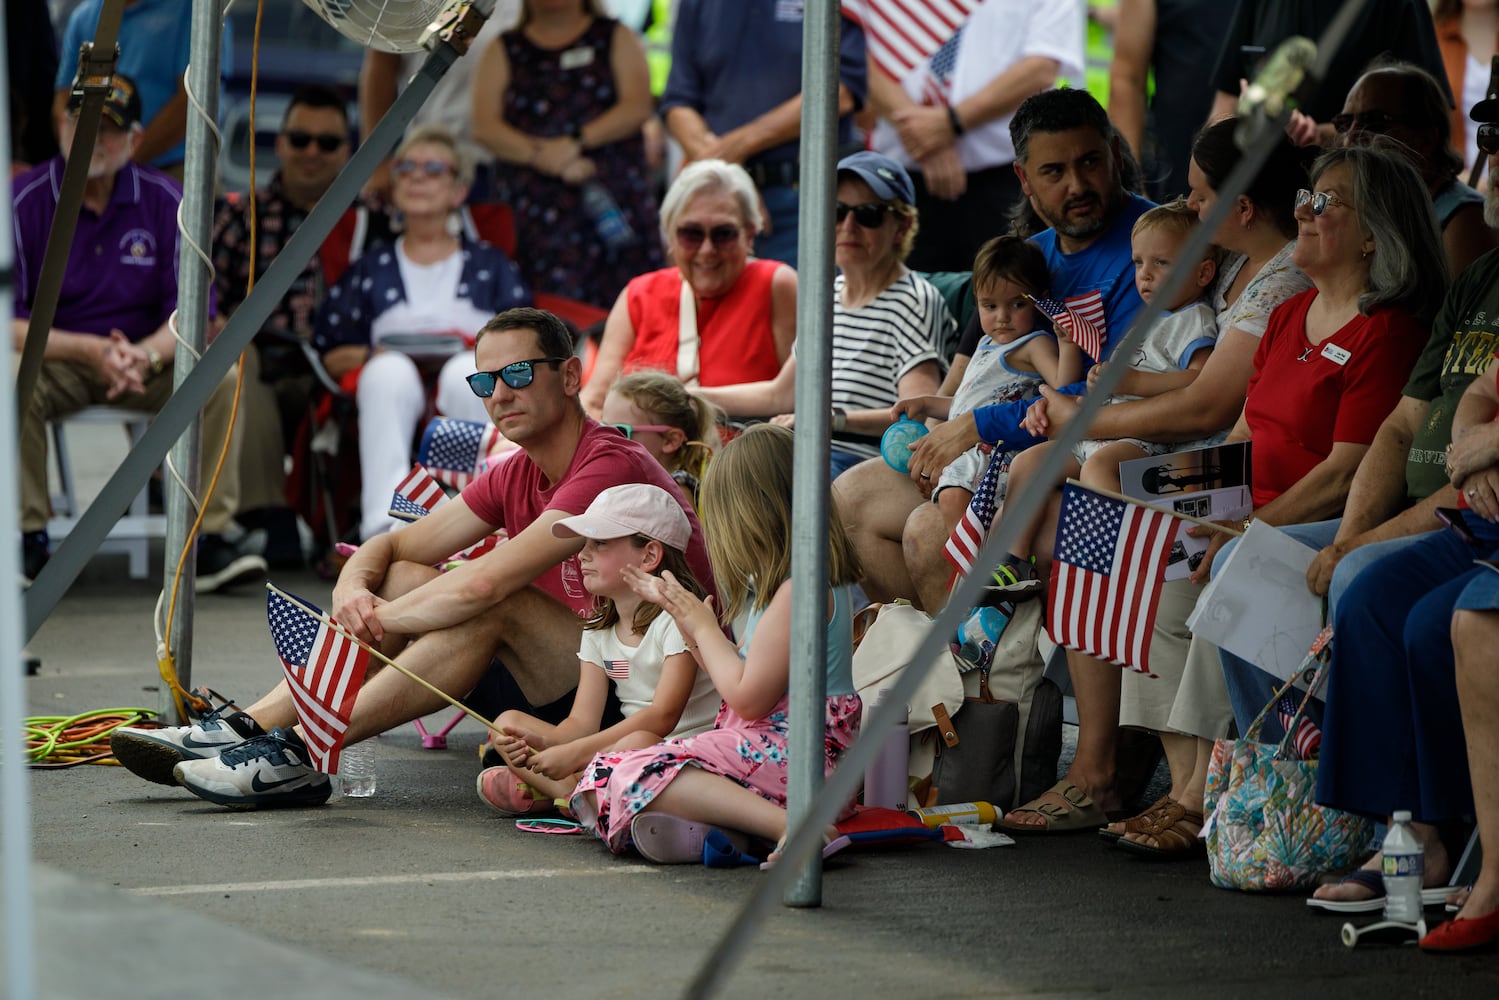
left=1201, top=627, right=1372, bottom=892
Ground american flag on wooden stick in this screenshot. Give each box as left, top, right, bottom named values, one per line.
left=267, top=587, right=371, bottom=774
left=943, top=450, right=1003, bottom=579
left=417, top=416, right=500, bottom=490
left=389, top=465, right=448, bottom=521
left=1046, top=484, right=1181, bottom=676
left=1030, top=291, right=1108, bottom=362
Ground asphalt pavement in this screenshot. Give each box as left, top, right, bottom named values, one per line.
left=11, top=426, right=1499, bottom=999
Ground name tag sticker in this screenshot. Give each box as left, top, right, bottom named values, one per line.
left=559, top=46, right=594, bottom=70
left=1321, top=343, right=1351, bottom=366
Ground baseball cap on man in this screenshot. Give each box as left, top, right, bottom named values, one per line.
left=67, top=73, right=143, bottom=130
left=551, top=483, right=692, bottom=552
left=837, top=150, right=916, bottom=205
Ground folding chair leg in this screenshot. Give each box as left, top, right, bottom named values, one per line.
left=412, top=709, right=469, bottom=750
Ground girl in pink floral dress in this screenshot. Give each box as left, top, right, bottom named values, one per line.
left=569, top=424, right=864, bottom=856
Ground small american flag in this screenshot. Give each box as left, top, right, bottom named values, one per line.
left=843, top=1, right=980, bottom=85
left=943, top=450, right=1003, bottom=578
left=389, top=465, right=448, bottom=521
left=1047, top=484, right=1181, bottom=676
left=267, top=588, right=371, bottom=774
left=919, top=23, right=965, bottom=107
left=603, top=659, right=630, bottom=681
left=417, top=416, right=500, bottom=490
left=1031, top=290, right=1108, bottom=362
left=1277, top=692, right=1323, bottom=759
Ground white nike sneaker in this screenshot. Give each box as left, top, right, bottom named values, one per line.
left=172, top=728, right=331, bottom=809
left=111, top=708, right=264, bottom=786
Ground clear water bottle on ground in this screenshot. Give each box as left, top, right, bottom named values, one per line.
left=338, top=740, right=376, bottom=798
left=581, top=180, right=635, bottom=250
left=1381, top=810, right=1423, bottom=922
left=863, top=689, right=909, bottom=811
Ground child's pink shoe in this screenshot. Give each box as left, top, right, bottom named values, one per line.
left=476, top=767, right=551, bottom=816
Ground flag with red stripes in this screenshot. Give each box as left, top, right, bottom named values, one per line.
left=942, top=449, right=1003, bottom=578
left=1031, top=290, right=1108, bottom=362
left=1046, top=484, right=1181, bottom=676
left=1276, top=692, right=1323, bottom=759
left=843, top=0, right=982, bottom=94
left=389, top=465, right=448, bottom=521
left=267, top=588, right=371, bottom=774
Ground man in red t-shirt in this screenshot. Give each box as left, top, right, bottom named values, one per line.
left=112, top=307, right=715, bottom=808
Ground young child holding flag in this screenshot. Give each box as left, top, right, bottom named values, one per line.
left=476, top=483, right=722, bottom=815
left=568, top=424, right=865, bottom=863
left=999, top=200, right=1220, bottom=583
left=894, top=236, right=1085, bottom=579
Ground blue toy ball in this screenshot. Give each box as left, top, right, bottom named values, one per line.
left=881, top=416, right=929, bottom=473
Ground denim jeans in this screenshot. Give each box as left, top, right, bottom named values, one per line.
left=755, top=184, right=800, bottom=268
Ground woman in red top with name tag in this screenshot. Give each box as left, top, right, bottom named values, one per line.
left=1109, top=144, right=1445, bottom=859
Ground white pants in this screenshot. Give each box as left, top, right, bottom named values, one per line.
left=357, top=350, right=488, bottom=540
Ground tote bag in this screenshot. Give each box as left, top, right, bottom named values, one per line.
left=1201, top=627, right=1373, bottom=892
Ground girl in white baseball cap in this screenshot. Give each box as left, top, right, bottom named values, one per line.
left=477, top=482, right=720, bottom=815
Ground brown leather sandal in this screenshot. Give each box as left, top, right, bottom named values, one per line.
left=1098, top=794, right=1177, bottom=844
left=1114, top=802, right=1205, bottom=859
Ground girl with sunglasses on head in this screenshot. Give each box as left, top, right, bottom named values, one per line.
left=580, top=159, right=798, bottom=419
left=600, top=371, right=721, bottom=508
left=312, top=124, right=532, bottom=541
left=695, top=152, right=955, bottom=480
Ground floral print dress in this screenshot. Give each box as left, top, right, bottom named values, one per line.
left=570, top=587, right=864, bottom=853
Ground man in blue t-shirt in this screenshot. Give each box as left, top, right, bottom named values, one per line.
left=835, top=89, right=1152, bottom=612
left=908, top=87, right=1152, bottom=482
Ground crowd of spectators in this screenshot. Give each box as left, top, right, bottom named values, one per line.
left=14, top=0, right=1499, bottom=958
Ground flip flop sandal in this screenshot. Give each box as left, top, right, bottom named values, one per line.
left=1304, top=868, right=1454, bottom=913
left=1113, top=807, right=1205, bottom=860
left=996, top=781, right=1107, bottom=834
left=1099, top=794, right=1176, bottom=844
left=630, top=813, right=752, bottom=865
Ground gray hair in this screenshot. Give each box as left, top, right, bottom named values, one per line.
left=658, top=159, right=763, bottom=240
left=1310, top=144, right=1448, bottom=324
left=394, top=123, right=474, bottom=189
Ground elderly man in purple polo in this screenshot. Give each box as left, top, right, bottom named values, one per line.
left=13, top=72, right=265, bottom=593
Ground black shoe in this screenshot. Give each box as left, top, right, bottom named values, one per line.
left=196, top=534, right=267, bottom=594
left=261, top=507, right=306, bottom=570
left=21, top=531, right=49, bottom=588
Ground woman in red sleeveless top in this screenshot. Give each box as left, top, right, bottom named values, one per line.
left=581, top=159, right=797, bottom=417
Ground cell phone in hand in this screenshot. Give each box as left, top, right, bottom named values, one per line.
left=1436, top=506, right=1478, bottom=545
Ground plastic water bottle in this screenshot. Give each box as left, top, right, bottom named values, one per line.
left=863, top=689, right=909, bottom=811
left=581, top=180, right=635, bottom=250
left=953, top=605, right=1011, bottom=671
left=880, top=416, right=929, bottom=474
left=338, top=740, right=376, bottom=798
left=1381, top=810, right=1423, bottom=922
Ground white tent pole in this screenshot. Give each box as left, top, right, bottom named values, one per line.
left=0, top=0, right=40, bottom=991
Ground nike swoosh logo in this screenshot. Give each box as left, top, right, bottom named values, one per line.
left=180, top=731, right=234, bottom=750
left=250, top=773, right=308, bottom=792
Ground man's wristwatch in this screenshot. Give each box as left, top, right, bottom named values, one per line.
left=146, top=347, right=166, bottom=375
left=832, top=407, right=848, bottom=433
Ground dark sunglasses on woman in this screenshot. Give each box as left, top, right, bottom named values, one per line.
left=393, top=158, right=455, bottom=179
left=284, top=130, right=345, bottom=152
left=675, top=224, right=741, bottom=251
left=466, top=357, right=567, bottom=396
left=835, top=201, right=891, bottom=228
left=1294, top=188, right=1349, bottom=216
